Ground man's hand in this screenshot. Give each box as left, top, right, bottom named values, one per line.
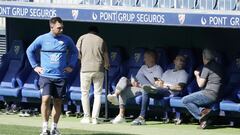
left=64, top=67, right=73, bottom=73
left=154, top=80, right=163, bottom=87
left=131, top=80, right=139, bottom=87
left=34, top=66, right=44, bottom=75
left=194, top=70, right=200, bottom=77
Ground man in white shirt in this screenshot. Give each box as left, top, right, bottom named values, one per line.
left=107, top=49, right=163, bottom=124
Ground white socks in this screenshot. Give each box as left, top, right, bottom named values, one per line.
left=51, top=122, right=57, bottom=130
left=42, top=122, right=48, bottom=131
left=42, top=122, right=57, bottom=131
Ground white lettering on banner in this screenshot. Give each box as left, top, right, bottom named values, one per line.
left=201, top=17, right=207, bottom=25
left=209, top=16, right=227, bottom=25
left=118, top=13, right=135, bottom=22
left=97, top=11, right=165, bottom=24
left=12, top=7, right=28, bottom=16
left=100, top=12, right=117, bottom=21
left=137, top=14, right=165, bottom=23
left=0, top=6, right=11, bottom=15
left=30, top=8, right=56, bottom=18
left=230, top=17, right=240, bottom=26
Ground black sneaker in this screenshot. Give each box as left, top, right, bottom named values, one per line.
left=131, top=117, right=146, bottom=125
left=50, top=128, right=61, bottom=135
left=142, top=85, right=158, bottom=94
left=40, top=130, right=50, bottom=135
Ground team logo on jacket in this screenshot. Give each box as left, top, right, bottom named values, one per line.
left=178, top=14, right=186, bottom=25
left=50, top=53, right=61, bottom=63
left=111, top=52, right=117, bottom=61
left=72, top=9, right=79, bottom=20
left=58, top=41, right=64, bottom=45
left=134, top=53, right=141, bottom=63
left=14, top=45, right=20, bottom=55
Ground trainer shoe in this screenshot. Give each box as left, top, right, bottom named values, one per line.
left=107, top=94, right=119, bottom=105
left=40, top=130, right=50, bottom=135
left=131, top=116, right=146, bottom=125
left=50, top=128, right=61, bottom=135
left=80, top=116, right=91, bottom=124
left=199, top=108, right=212, bottom=123
left=142, top=85, right=158, bottom=94
left=111, top=115, right=126, bottom=124
left=92, top=118, right=99, bottom=125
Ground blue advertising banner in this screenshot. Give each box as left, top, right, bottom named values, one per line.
left=0, top=4, right=240, bottom=29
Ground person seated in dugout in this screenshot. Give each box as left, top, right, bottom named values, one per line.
left=107, top=49, right=164, bottom=124
left=108, top=54, right=188, bottom=125
left=182, top=48, right=224, bottom=129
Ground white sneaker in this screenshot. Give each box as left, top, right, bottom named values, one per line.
left=80, top=116, right=91, bottom=124
left=107, top=94, right=119, bottom=105
left=111, top=115, right=126, bottom=124
left=92, top=118, right=99, bottom=125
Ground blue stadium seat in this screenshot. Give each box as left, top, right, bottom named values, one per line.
left=198, top=0, right=218, bottom=10
left=17, top=60, right=40, bottom=102
left=117, top=0, right=136, bottom=7
left=124, top=48, right=145, bottom=105
left=112, top=0, right=123, bottom=6
left=220, top=55, right=240, bottom=114
left=217, top=0, right=237, bottom=10
left=159, top=0, right=175, bottom=8
left=98, top=0, right=111, bottom=5
left=139, top=0, right=159, bottom=8
left=155, top=48, right=169, bottom=71
left=176, top=0, right=197, bottom=9
left=0, top=40, right=25, bottom=101
left=79, top=0, right=111, bottom=5
left=100, top=48, right=124, bottom=104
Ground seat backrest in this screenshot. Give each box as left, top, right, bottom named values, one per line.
left=155, top=48, right=169, bottom=71
left=177, top=0, right=197, bottom=9
left=69, top=70, right=81, bottom=92
left=198, top=0, right=218, bottom=10
left=0, top=40, right=25, bottom=88
left=112, top=0, right=123, bottom=6
left=127, top=48, right=145, bottom=78
left=139, top=0, right=159, bottom=7
left=159, top=0, right=175, bottom=8
left=227, top=56, right=240, bottom=86
left=23, top=70, right=39, bottom=90
left=217, top=0, right=237, bottom=10
left=177, top=49, right=196, bottom=80
left=108, top=48, right=123, bottom=80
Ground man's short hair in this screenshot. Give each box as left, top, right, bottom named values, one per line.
left=145, top=49, right=158, bottom=61
left=202, top=48, right=215, bottom=61
left=49, top=17, right=63, bottom=25
left=175, top=54, right=186, bottom=62
left=88, top=25, right=99, bottom=34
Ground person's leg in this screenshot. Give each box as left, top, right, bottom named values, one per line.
left=50, top=78, right=66, bottom=133
left=39, top=76, right=51, bottom=134
left=41, top=95, right=51, bottom=131
left=140, top=88, right=170, bottom=118
left=114, top=77, right=129, bottom=95
left=91, top=72, right=104, bottom=123
left=182, top=91, right=214, bottom=120
left=80, top=72, right=92, bottom=123
left=112, top=87, right=142, bottom=124
left=51, top=98, right=62, bottom=133
left=108, top=77, right=129, bottom=105
left=133, top=88, right=171, bottom=125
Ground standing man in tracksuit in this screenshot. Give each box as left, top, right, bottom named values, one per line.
left=26, top=17, right=78, bottom=135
